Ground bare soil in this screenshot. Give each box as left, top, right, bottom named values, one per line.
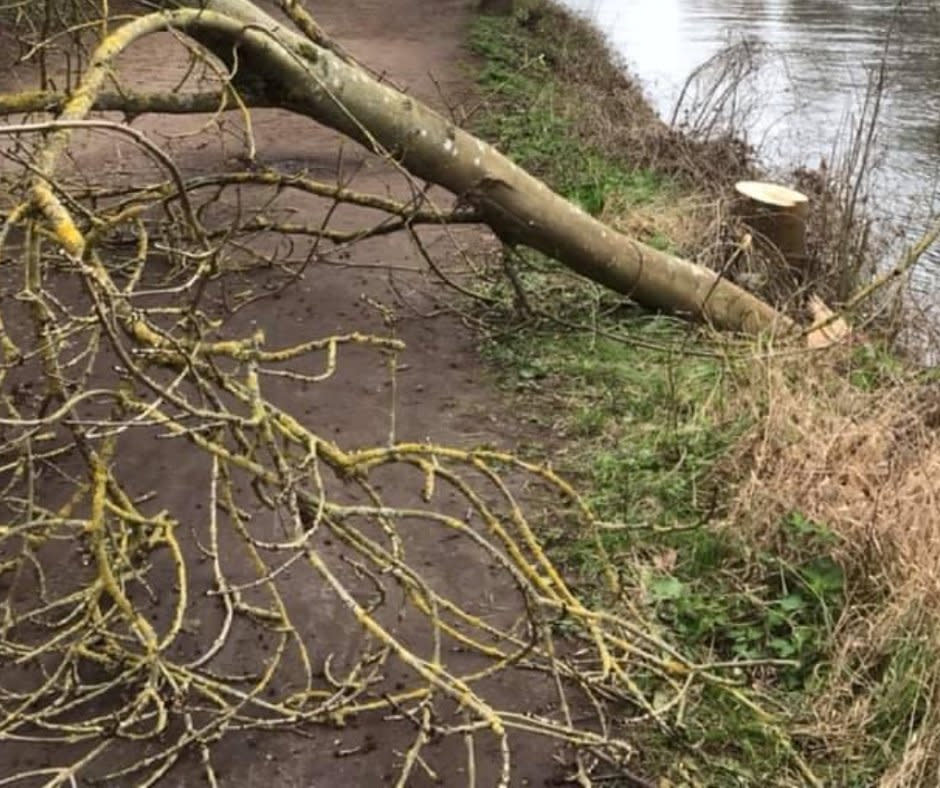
left=0, top=1, right=601, bottom=785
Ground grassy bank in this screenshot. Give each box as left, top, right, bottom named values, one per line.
left=464, top=3, right=940, bottom=785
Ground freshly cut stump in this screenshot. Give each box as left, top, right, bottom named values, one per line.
left=735, top=180, right=810, bottom=269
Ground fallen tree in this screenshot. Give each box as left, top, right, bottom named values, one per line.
left=3, top=0, right=790, bottom=334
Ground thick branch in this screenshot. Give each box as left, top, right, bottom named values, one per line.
left=15, top=1, right=790, bottom=334
left=0, top=89, right=276, bottom=116
left=160, top=0, right=790, bottom=334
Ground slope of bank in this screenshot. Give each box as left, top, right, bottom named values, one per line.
left=465, top=2, right=940, bottom=785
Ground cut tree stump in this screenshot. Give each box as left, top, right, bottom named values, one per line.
left=735, top=180, right=810, bottom=270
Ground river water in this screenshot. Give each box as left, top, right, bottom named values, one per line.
left=560, top=0, right=940, bottom=302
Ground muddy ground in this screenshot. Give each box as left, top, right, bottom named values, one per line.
left=0, top=1, right=631, bottom=786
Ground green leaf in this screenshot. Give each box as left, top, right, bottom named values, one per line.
left=649, top=574, right=684, bottom=600
left=801, top=558, right=845, bottom=595
left=777, top=594, right=806, bottom=612
left=769, top=637, right=798, bottom=658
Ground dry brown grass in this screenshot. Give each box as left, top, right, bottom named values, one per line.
left=602, top=189, right=712, bottom=256
left=725, top=348, right=940, bottom=783
left=731, top=357, right=940, bottom=603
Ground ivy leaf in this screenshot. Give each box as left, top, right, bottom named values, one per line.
left=801, top=558, right=845, bottom=596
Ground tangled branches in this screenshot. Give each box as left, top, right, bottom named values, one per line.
left=0, top=4, right=815, bottom=786
left=0, top=161, right=698, bottom=782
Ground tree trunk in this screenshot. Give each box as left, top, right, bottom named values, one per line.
left=103, top=2, right=792, bottom=333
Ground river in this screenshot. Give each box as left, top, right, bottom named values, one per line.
left=559, top=0, right=940, bottom=303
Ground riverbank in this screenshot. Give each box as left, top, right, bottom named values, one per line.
left=465, top=2, right=940, bottom=784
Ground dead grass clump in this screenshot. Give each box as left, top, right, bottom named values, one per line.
left=730, top=358, right=940, bottom=600
left=602, top=189, right=713, bottom=258
left=726, top=351, right=940, bottom=781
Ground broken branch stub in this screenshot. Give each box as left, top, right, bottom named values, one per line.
left=158, top=0, right=791, bottom=335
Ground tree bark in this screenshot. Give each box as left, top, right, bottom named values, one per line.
left=62, top=1, right=794, bottom=334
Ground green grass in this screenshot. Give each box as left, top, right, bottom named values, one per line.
left=464, top=6, right=926, bottom=785
left=481, top=318, right=846, bottom=683
left=479, top=314, right=862, bottom=782
left=468, top=14, right=672, bottom=219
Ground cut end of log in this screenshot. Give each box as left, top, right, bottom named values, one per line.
left=806, top=295, right=852, bottom=349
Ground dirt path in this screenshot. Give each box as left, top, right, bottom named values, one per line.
left=0, top=2, right=593, bottom=786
